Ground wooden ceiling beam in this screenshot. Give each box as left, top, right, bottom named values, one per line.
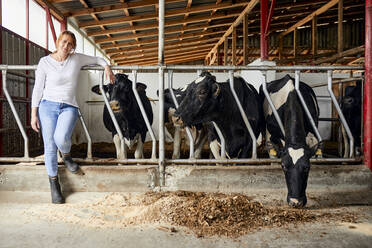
left=100, top=30, right=225, bottom=50
left=279, top=0, right=339, bottom=37
left=95, top=22, right=230, bottom=44
left=206, top=0, right=259, bottom=65
left=64, top=0, right=182, bottom=17
left=34, top=0, right=65, bottom=21
left=106, top=36, right=220, bottom=56
left=78, top=2, right=247, bottom=28
left=87, top=13, right=237, bottom=37
left=118, top=52, right=208, bottom=65
left=113, top=45, right=214, bottom=61
left=114, top=47, right=212, bottom=63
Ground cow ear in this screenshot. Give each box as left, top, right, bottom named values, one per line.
left=91, top=85, right=108, bottom=95
left=136, top=82, right=147, bottom=91
left=212, top=83, right=220, bottom=98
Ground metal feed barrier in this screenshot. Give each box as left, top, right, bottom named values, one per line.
left=0, top=65, right=364, bottom=170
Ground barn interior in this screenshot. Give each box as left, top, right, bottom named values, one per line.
left=0, top=1, right=371, bottom=247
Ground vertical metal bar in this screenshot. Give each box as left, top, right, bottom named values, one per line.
left=99, top=72, right=126, bottom=159
left=158, top=67, right=165, bottom=184
left=77, top=108, right=92, bottom=160
left=228, top=70, right=257, bottom=159
left=364, top=0, right=372, bottom=170
left=261, top=71, right=285, bottom=136
left=294, top=70, right=323, bottom=143
left=168, top=70, right=194, bottom=158
left=212, top=121, right=226, bottom=159
left=132, top=70, right=157, bottom=159
left=2, top=70, right=29, bottom=158
left=158, top=0, right=165, bottom=186
left=338, top=81, right=344, bottom=157
left=327, top=70, right=354, bottom=157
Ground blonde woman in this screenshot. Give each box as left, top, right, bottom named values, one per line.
left=31, top=30, right=115, bottom=204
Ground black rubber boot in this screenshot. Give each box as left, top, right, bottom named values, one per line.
left=49, top=176, right=64, bottom=204
left=62, top=153, right=79, bottom=173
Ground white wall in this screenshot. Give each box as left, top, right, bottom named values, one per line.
left=72, top=69, right=351, bottom=145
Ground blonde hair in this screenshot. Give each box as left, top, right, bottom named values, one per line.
left=54, top=30, right=77, bottom=54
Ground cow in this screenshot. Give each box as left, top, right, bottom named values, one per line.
left=162, top=87, right=208, bottom=159
left=259, top=74, right=320, bottom=208
left=173, top=72, right=262, bottom=159
left=91, top=73, right=153, bottom=159
left=341, top=80, right=362, bottom=157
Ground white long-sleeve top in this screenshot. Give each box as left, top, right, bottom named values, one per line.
left=31, top=53, right=108, bottom=108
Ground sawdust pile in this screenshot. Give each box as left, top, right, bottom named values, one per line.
left=24, top=191, right=358, bottom=238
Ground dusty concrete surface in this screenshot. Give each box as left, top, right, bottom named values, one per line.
left=0, top=190, right=371, bottom=248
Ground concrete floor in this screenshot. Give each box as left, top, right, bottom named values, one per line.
left=0, top=191, right=371, bottom=248
left=1, top=164, right=371, bottom=247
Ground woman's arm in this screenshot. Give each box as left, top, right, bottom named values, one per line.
left=77, top=53, right=115, bottom=84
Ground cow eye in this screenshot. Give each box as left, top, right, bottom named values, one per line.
left=198, top=89, right=207, bottom=95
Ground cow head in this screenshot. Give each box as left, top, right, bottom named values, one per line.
left=91, top=74, right=147, bottom=115
left=279, top=143, right=317, bottom=208
left=173, top=72, right=220, bottom=127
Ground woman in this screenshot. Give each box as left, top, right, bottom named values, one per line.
left=31, top=30, right=115, bottom=204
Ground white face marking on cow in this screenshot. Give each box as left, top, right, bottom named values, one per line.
left=195, top=76, right=206, bottom=84
left=288, top=147, right=305, bottom=165
left=264, top=79, right=295, bottom=116
left=306, top=132, right=318, bottom=148
left=281, top=139, right=285, bottom=146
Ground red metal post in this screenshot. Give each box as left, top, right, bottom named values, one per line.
left=0, top=0, right=3, bottom=156
left=45, top=7, right=57, bottom=44
left=260, top=0, right=268, bottom=60
left=61, top=18, right=67, bottom=32
left=364, top=0, right=372, bottom=171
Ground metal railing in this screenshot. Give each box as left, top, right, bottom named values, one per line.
left=0, top=64, right=364, bottom=168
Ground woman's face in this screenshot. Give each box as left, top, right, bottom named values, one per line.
left=57, top=34, right=74, bottom=55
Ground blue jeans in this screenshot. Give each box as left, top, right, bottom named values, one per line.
left=38, top=100, right=78, bottom=177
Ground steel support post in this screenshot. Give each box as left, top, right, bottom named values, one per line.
left=364, top=0, right=372, bottom=170
left=158, top=0, right=165, bottom=186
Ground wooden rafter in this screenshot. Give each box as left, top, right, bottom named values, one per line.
left=101, top=29, right=226, bottom=50
left=206, top=0, right=259, bottom=65
left=279, top=0, right=340, bottom=37
left=78, top=1, right=248, bottom=28
left=95, top=22, right=231, bottom=44
left=111, top=42, right=215, bottom=60
left=106, top=37, right=221, bottom=56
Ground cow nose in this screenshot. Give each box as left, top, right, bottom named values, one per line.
left=288, top=198, right=304, bottom=208
left=109, top=100, right=121, bottom=112
left=172, top=115, right=184, bottom=127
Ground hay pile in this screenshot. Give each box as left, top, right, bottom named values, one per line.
left=25, top=191, right=358, bottom=238
left=144, top=191, right=357, bottom=237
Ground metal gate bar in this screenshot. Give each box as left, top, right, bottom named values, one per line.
left=167, top=70, right=195, bottom=158
left=132, top=70, right=157, bottom=159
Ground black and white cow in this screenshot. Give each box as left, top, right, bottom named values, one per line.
left=341, top=80, right=362, bottom=157
left=173, top=73, right=262, bottom=158
left=259, top=74, right=320, bottom=208
left=162, top=87, right=208, bottom=159
left=91, top=73, right=153, bottom=159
